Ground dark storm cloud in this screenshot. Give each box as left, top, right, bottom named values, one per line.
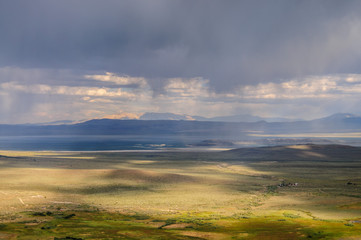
left=1, top=0, right=361, bottom=91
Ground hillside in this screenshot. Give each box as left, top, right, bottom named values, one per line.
left=220, top=144, right=361, bottom=161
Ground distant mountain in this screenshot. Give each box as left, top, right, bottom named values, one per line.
left=313, top=113, right=359, bottom=122
left=264, top=113, right=361, bottom=134
left=262, top=117, right=304, bottom=122
left=1, top=113, right=361, bottom=137
left=102, top=112, right=141, bottom=120
left=206, top=114, right=263, bottom=122
left=30, top=120, right=78, bottom=126
left=0, top=119, right=251, bottom=136
left=139, top=112, right=206, bottom=121
left=303, top=113, right=361, bottom=132
left=138, top=112, right=300, bottom=122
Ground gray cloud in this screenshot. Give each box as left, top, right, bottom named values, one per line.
left=2, top=0, right=361, bottom=123
left=1, top=0, right=361, bottom=92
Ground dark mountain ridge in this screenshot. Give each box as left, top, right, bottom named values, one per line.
left=0, top=113, right=361, bottom=136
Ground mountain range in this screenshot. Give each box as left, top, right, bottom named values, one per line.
left=0, top=113, right=360, bottom=137
left=31, top=112, right=302, bottom=126
left=132, top=112, right=302, bottom=122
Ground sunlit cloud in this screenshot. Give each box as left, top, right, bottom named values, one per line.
left=84, top=72, right=148, bottom=88
left=163, top=77, right=210, bottom=98
left=2, top=66, right=361, bottom=123
left=159, top=74, right=361, bottom=103
left=232, top=75, right=361, bottom=101
left=86, top=98, right=115, bottom=103
left=0, top=82, right=136, bottom=99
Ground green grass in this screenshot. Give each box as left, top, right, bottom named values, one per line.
left=1, top=208, right=361, bottom=239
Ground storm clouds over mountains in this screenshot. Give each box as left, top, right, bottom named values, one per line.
left=1, top=1, right=361, bottom=123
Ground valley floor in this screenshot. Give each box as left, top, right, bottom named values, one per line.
left=0, top=145, right=361, bottom=239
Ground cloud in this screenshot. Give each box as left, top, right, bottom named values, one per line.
left=157, top=75, right=361, bottom=104
left=1, top=1, right=361, bottom=92
left=0, top=82, right=136, bottom=99
left=148, top=74, right=361, bottom=118
left=236, top=77, right=339, bottom=100
left=84, top=72, right=148, bottom=88
left=163, top=78, right=210, bottom=98
left=3, top=68, right=361, bottom=122
left=235, top=75, right=361, bottom=101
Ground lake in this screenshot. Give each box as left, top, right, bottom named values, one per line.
left=1, top=134, right=361, bottom=151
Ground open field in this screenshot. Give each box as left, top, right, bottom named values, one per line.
left=0, top=144, right=361, bottom=239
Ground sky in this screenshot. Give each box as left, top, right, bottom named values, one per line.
left=1, top=0, right=361, bottom=123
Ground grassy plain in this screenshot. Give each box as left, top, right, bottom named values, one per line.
left=0, top=144, right=361, bottom=239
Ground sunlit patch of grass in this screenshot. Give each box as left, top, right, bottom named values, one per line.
left=0, top=151, right=79, bottom=157
left=283, top=212, right=301, bottom=219
left=127, top=160, right=157, bottom=164
left=52, top=156, right=96, bottom=160
left=1, top=205, right=361, bottom=239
